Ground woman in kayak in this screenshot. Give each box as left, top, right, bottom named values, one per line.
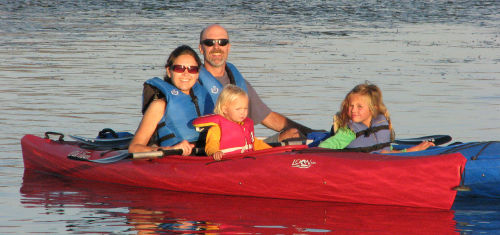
left=193, top=84, right=271, bottom=160
left=319, top=82, right=434, bottom=153
left=129, top=45, right=214, bottom=155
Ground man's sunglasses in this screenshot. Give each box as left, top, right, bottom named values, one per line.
left=172, top=65, right=199, bottom=74
left=201, top=39, right=229, bottom=47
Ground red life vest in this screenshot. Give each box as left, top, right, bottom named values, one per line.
left=193, top=114, right=255, bottom=154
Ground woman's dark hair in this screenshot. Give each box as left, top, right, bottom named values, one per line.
left=164, top=45, right=202, bottom=81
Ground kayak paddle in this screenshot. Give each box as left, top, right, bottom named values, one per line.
left=394, top=135, right=451, bottom=146
left=69, top=135, right=132, bottom=149
left=68, top=149, right=184, bottom=164
left=307, top=132, right=452, bottom=147
left=71, top=132, right=452, bottom=149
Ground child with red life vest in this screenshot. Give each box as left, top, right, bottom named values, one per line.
left=193, top=84, right=272, bottom=160
left=319, top=82, right=434, bottom=153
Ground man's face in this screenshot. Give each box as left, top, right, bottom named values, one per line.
left=199, top=25, right=231, bottom=68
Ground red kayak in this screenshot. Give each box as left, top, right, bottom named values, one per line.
left=21, top=134, right=466, bottom=209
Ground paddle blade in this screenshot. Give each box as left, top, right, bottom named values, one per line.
left=394, top=135, right=452, bottom=146
left=67, top=151, right=131, bottom=164
left=69, top=135, right=132, bottom=149
left=432, top=135, right=453, bottom=146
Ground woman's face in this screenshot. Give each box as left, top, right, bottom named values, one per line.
left=166, top=54, right=199, bottom=94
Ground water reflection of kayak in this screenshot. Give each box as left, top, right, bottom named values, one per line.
left=20, top=170, right=459, bottom=234
left=21, top=133, right=466, bottom=209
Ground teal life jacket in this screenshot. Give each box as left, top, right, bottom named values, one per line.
left=144, top=77, right=214, bottom=146
left=198, top=62, right=248, bottom=104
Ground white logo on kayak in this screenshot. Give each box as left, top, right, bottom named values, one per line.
left=68, top=150, right=91, bottom=160
left=292, top=159, right=316, bottom=168
left=211, top=86, right=219, bottom=94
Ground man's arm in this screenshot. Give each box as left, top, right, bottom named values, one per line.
left=245, top=81, right=324, bottom=141
left=260, top=111, right=287, bottom=132
left=261, top=111, right=319, bottom=134
left=260, top=112, right=297, bottom=142
left=245, top=81, right=272, bottom=124
left=261, top=112, right=322, bottom=142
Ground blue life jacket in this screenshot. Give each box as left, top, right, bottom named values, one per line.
left=144, top=77, right=214, bottom=146
left=346, top=114, right=391, bottom=153
left=198, top=62, right=248, bottom=104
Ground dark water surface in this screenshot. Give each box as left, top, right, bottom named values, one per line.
left=1, top=1, right=500, bottom=234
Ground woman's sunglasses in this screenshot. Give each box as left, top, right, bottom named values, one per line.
left=172, top=65, right=199, bottom=74
left=201, top=39, right=229, bottom=47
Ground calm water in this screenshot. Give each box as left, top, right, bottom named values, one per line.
left=1, top=0, right=500, bottom=234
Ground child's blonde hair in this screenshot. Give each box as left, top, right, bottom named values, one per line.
left=214, top=84, right=248, bottom=115
left=337, top=82, right=394, bottom=140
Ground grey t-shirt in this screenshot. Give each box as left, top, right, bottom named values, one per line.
left=215, top=72, right=272, bottom=124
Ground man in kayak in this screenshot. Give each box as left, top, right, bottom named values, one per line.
left=198, top=24, right=317, bottom=143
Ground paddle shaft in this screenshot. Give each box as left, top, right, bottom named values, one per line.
left=131, top=149, right=184, bottom=159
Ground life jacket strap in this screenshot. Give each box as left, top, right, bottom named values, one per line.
left=220, top=144, right=253, bottom=154
left=155, top=122, right=175, bottom=143
left=189, top=89, right=201, bottom=117
left=355, top=125, right=390, bottom=138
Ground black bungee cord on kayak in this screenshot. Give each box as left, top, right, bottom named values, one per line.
left=470, top=141, right=496, bottom=160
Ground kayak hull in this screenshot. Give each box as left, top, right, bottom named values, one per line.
left=393, top=141, right=500, bottom=197
left=21, top=134, right=466, bottom=209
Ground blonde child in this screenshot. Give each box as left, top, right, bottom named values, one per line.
left=319, top=82, right=434, bottom=153
left=193, top=84, right=272, bottom=160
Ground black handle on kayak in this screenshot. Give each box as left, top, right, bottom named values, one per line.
left=44, top=131, right=65, bottom=141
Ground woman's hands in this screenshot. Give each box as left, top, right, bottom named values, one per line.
left=159, top=140, right=194, bottom=156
